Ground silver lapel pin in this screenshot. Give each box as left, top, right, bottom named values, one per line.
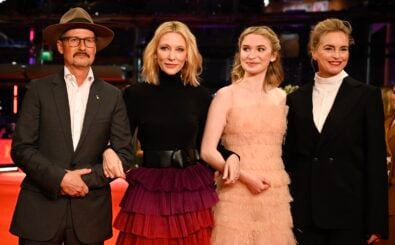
left=96, top=95, right=100, bottom=100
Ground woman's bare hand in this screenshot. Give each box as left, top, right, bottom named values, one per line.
left=103, top=148, right=125, bottom=178
left=223, top=154, right=240, bottom=185
left=242, top=172, right=271, bottom=194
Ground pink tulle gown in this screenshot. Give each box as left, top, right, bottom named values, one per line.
left=211, top=85, right=296, bottom=245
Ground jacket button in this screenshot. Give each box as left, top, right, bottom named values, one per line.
left=329, top=157, right=334, bottom=163
left=313, top=157, right=318, bottom=162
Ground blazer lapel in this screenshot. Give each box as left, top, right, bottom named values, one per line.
left=297, top=82, right=320, bottom=137
left=51, top=71, right=74, bottom=155
left=73, top=79, right=103, bottom=156
left=317, top=77, right=363, bottom=149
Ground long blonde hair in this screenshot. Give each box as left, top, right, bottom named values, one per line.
left=231, top=26, right=284, bottom=89
left=141, top=21, right=202, bottom=86
left=382, top=86, right=395, bottom=119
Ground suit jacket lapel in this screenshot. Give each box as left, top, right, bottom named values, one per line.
left=51, top=71, right=74, bottom=155
left=317, top=77, right=363, bottom=149
left=73, top=78, right=103, bottom=156
left=297, top=82, right=320, bottom=137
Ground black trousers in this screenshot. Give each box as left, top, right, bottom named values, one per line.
left=294, top=225, right=368, bottom=245
left=19, top=201, right=104, bottom=245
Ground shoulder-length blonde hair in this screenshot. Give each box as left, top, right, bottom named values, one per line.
left=308, top=18, right=354, bottom=54
left=141, top=21, right=202, bottom=86
left=231, top=26, right=284, bottom=90
left=382, top=85, right=395, bottom=119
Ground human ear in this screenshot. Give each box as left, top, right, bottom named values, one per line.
left=57, top=40, right=64, bottom=54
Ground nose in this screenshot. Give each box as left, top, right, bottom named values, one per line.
left=333, top=50, right=340, bottom=59
left=247, top=50, right=257, bottom=59
left=78, top=40, right=87, bottom=50
left=168, top=50, right=175, bottom=60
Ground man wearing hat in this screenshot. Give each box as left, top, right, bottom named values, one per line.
left=10, top=7, right=133, bottom=244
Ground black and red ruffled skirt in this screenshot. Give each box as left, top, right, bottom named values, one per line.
left=114, top=163, right=218, bottom=244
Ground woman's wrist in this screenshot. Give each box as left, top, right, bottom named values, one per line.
left=231, top=152, right=241, bottom=161
left=239, top=170, right=249, bottom=183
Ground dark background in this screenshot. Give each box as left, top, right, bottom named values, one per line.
left=0, top=0, right=395, bottom=128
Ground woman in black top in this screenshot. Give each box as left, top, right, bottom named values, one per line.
left=103, top=21, right=219, bottom=244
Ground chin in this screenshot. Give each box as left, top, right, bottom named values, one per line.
left=320, top=69, right=341, bottom=77
left=163, top=70, right=181, bottom=75
left=74, top=62, right=91, bottom=68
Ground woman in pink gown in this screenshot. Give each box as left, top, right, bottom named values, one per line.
left=201, top=26, right=295, bottom=244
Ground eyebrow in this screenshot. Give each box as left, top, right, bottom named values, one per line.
left=322, top=44, right=349, bottom=48
left=241, top=44, right=267, bottom=48
left=159, top=43, right=186, bottom=48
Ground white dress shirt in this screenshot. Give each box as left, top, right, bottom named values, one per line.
left=313, top=70, right=348, bottom=133
left=64, top=67, right=94, bottom=150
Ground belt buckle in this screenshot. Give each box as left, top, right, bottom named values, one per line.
left=171, top=149, right=186, bottom=168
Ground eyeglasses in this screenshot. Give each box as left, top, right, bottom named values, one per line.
left=60, top=36, right=97, bottom=48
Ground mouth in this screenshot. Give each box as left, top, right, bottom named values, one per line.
left=164, top=63, right=178, bottom=68
left=328, top=61, right=342, bottom=66
left=246, top=61, right=260, bottom=65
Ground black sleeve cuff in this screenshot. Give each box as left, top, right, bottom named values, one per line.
left=217, top=144, right=240, bottom=160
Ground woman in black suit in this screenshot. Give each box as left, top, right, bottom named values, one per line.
left=283, top=18, right=388, bottom=245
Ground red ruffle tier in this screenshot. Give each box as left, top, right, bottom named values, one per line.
left=116, top=228, right=211, bottom=245
left=114, top=163, right=218, bottom=244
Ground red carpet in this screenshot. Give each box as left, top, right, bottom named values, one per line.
left=0, top=170, right=128, bottom=245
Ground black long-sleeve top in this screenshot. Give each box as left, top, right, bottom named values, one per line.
left=123, top=72, right=211, bottom=151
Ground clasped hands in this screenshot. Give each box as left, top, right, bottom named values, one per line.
left=60, top=168, right=91, bottom=197
left=59, top=148, right=124, bottom=198
left=222, top=154, right=271, bottom=194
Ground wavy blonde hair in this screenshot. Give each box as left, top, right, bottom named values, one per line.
left=231, top=26, right=284, bottom=90
left=382, top=86, right=395, bottom=119
left=309, top=18, right=354, bottom=54
left=141, top=21, right=202, bottom=86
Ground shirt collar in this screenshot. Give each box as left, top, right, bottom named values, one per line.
left=64, top=66, right=94, bottom=86
left=314, top=70, right=348, bottom=91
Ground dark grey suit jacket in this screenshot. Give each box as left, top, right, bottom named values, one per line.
left=10, top=70, right=134, bottom=243
left=283, top=76, right=389, bottom=238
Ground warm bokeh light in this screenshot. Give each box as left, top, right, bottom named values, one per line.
left=12, top=84, right=17, bottom=114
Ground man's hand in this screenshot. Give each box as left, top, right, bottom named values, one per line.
left=60, top=168, right=91, bottom=197
left=103, top=148, right=124, bottom=178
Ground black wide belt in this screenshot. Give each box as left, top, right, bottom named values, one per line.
left=142, top=149, right=200, bottom=169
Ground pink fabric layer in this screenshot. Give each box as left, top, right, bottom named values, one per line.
left=114, top=209, right=213, bottom=238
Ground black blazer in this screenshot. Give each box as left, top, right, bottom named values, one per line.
left=283, top=76, right=388, bottom=237
left=10, top=70, right=134, bottom=243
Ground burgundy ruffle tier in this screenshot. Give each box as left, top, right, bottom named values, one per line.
left=116, top=228, right=211, bottom=245
left=114, top=163, right=218, bottom=244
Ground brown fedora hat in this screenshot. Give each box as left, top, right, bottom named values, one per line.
left=43, top=7, right=114, bottom=51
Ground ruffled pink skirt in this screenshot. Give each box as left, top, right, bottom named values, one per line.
left=114, top=163, right=218, bottom=245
